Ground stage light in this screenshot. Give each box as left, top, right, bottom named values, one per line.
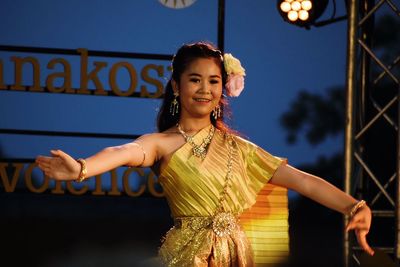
left=288, top=10, right=299, bottom=21
left=280, top=2, right=291, bottom=12
left=291, top=1, right=301, bottom=11
left=299, top=10, right=309, bottom=21
left=301, top=1, right=312, bottom=11
left=277, top=0, right=329, bottom=29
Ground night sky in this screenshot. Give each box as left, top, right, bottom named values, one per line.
left=0, top=0, right=348, bottom=166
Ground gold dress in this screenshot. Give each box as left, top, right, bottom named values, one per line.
left=159, top=126, right=289, bottom=266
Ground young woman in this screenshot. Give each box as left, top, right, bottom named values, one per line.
left=36, top=42, right=373, bottom=266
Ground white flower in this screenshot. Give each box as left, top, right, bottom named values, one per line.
left=223, top=53, right=246, bottom=76
left=223, top=53, right=246, bottom=97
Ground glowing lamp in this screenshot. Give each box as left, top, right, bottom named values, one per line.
left=288, top=11, right=299, bottom=21
left=291, top=1, right=301, bottom=11
left=298, top=10, right=309, bottom=21
left=277, top=0, right=329, bottom=29
left=280, top=2, right=291, bottom=12
left=301, top=0, right=312, bottom=11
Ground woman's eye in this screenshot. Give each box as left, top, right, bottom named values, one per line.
left=210, top=80, right=220, bottom=84
left=190, top=78, right=200, bottom=83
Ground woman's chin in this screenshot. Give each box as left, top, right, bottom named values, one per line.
left=185, top=111, right=213, bottom=119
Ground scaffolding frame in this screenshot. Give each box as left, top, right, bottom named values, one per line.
left=344, top=0, right=400, bottom=266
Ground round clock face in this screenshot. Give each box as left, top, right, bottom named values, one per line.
left=158, top=0, right=197, bottom=9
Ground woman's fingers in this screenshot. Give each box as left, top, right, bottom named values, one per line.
left=36, top=157, right=49, bottom=173
left=346, top=206, right=374, bottom=256
left=36, top=155, right=52, bottom=163
left=50, top=149, right=75, bottom=167
left=50, top=149, right=61, bottom=157
left=51, top=149, right=70, bottom=159
left=356, top=230, right=375, bottom=256
left=345, top=216, right=359, bottom=231
left=35, top=151, right=62, bottom=179
left=35, top=150, right=80, bottom=181
left=36, top=150, right=63, bottom=165
left=43, top=168, right=51, bottom=176
left=36, top=156, right=56, bottom=169
left=345, top=220, right=353, bottom=232
left=37, top=162, right=52, bottom=177
left=346, top=219, right=369, bottom=232
left=37, top=163, right=49, bottom=172
left=346, top=209, right=371, bottom=229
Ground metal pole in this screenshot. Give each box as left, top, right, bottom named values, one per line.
left=359, top=0, right=375, bottom=203
left=217, top=0, right=225, bottom=52
left=344, top=0, right=359, bottom=266
left=397, top=87, right=400, bottom=261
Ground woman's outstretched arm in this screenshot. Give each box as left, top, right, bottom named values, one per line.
left=270, top=164, right=374, bottom=255
left=35, top=133, right=159, bottom=181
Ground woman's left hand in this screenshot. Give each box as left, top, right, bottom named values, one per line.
left=345, top=205, right=374, bottom=256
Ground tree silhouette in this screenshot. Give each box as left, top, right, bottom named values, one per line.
left=280, top=86, right=345, bottom=146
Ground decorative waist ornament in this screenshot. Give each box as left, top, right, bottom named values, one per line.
left=174, top=212, right=239, bottom=238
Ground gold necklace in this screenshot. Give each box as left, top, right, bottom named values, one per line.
left=176, top=123, right=215, bottom=159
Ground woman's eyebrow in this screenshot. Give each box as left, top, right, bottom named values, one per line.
left=188, top=73, right=221, bottom=79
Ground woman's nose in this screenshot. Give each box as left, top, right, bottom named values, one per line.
left=198, top=82, right=211, bottom=94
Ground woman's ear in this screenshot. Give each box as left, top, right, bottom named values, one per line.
left=171, top=79, right=179, bottom=94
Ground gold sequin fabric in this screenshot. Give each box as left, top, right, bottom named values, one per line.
left=159, top=125, right=288, bottom=266
left=159, top=215, right=253, bottom=266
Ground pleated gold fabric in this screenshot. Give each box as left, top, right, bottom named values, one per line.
left=240, top=185, right=289, bottom=266
left=158, top=125, right=289, bottom=266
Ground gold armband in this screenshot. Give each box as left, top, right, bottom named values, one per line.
left=349, top=200, right=366, bottom=218
left=75, top=158, right=87, bottom=183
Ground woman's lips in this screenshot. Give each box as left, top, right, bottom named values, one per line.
left=193, top=98, right=211, bottom=103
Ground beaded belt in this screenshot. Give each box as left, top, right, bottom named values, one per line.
left=174, top=212, right=240, bottom=237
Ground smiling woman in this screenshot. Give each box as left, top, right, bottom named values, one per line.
left=36, top=41, right=373, bottom=266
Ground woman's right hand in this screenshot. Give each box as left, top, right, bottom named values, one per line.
left=36, top=150, right=81, bottom=181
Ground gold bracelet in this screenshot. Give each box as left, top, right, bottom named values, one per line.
left=75, top=158, right=87, bottom=183
left=349, top=200, right=366, bottom=218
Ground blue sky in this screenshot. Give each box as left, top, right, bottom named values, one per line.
left=0, top=0, right=348, bottom=167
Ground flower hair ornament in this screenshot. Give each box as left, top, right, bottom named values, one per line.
left=223, top=53, right=246, bottom=97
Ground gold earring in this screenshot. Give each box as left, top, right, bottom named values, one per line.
left=212, top=105, right=221, bottom=120
left=170, top=91, right=179, bottom=116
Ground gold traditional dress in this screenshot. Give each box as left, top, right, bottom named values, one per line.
left=158, top=125, right=289, bottom=266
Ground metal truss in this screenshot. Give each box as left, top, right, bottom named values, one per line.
left=344, top=0, right=400, bottom=266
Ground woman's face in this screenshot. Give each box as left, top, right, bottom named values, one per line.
left=173, top=57, right=223, bottom=120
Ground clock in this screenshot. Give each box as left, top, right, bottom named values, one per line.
left=158, top=0, right=197, bottom=9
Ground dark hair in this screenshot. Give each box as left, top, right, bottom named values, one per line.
left=157, top=41, right=232, bottom=133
